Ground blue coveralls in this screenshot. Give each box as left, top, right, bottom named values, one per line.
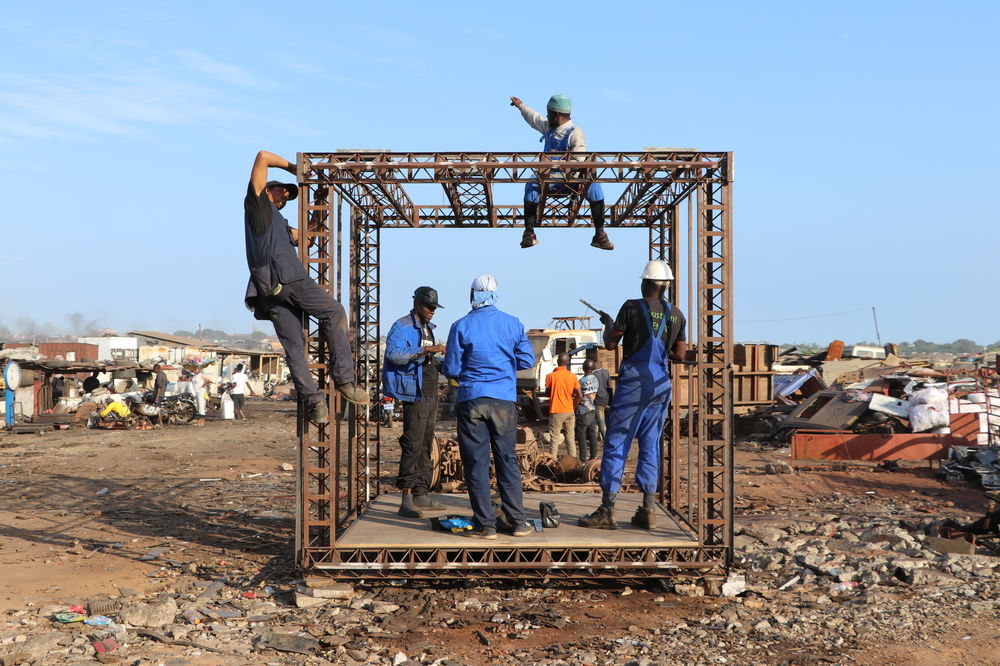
left=600, top=300, right=673, bottom=495
left=524, top=126, right=604, bottom=204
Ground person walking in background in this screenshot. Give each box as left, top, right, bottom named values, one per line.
left=230, top=363, right=253, bottom=420
left=188, top=365, right=207, bottom=426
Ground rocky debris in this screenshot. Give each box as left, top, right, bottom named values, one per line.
left=118, top=597, right=178, bottom=628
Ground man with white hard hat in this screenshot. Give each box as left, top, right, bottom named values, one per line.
left=442, top=275, right=537, bottom=540
left=579, top=260, right=687, bottom=531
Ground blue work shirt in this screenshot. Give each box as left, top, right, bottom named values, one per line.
left=442, top=305, right=535, bottom=403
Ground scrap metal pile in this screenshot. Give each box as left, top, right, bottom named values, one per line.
left=429, top=426, right=606, bottom=493
left=739, top=342, right=1000, bottom=483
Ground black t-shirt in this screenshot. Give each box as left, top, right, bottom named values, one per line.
left=244, top=182, right=275, bottom=236
left=154, top=372, right=168, bottom=400
left=613, top=299, right=686, bottom=361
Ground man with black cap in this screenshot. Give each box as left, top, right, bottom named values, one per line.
left=383, top=286, right=448, bottom=517
left=243, top=150, right=368, bottom=427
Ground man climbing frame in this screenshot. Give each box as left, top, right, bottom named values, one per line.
left=243, top=150, right=369, bottom=426
left=579, top=260, right=687, bottom=530
left=510, top=94, right=615, bottom=251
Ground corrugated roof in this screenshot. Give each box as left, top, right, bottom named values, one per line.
left=129, top=330, right=210, bottom=348
left=818, top=358, right=884, bottom=385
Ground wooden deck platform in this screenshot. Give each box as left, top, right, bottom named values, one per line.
left=336, top=492, right=696, bottom=548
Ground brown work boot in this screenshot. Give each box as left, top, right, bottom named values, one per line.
left=578, top=505, right=617, bottom=530
left=309, top=400, right=329, bottom=425
left=631, top=506, right=656, bottom=530
left=336, top=383, right=370, bottom=405
left=520, top=231, right=538, bottom=248
left=591, top=232, right=614, bottom=251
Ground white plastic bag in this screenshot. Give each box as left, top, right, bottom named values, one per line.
left=908, top=404, right=949, bottom=432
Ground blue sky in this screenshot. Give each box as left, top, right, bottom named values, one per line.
left=1, top=2, right=997, bottom=345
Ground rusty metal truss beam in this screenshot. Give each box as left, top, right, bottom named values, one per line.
left=298, top=151, right=727, bottom=227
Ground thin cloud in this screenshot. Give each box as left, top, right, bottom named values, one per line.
left=174, top=49, right=258, bottom=88
left=0, top=70, right=247, bottom=143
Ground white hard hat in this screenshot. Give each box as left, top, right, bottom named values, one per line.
left=640, top=260, right=674, bottom=282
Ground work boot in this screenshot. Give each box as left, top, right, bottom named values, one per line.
left=511, top=521, right=534, bottom=537
left=521, top=202, right=538, bottom=248
left=412, top=494, right=446, bottom=511
left=309, top=400, right=329, bottom=425
left=591, top=231, right=614, bottom=251
left=465, top=525, right=497, bottom=540
left=590, top=200, right=614, bottom=250
left=397, top=492, right=423, bottom=519
left=631, top=506, right=656, bottom=530
left=578, top=505, right=617, bottom=530
left=336, top=383, right=370, bottom=405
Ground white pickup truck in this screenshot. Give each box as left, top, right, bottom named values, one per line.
left=516, top=328, right=600, bottom=417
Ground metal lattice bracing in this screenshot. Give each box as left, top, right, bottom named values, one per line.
left=293, top=150, right=734, bottom=577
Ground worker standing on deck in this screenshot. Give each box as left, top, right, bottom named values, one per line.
left=442, top=275, right=536, bottom=539
left=544, top=353, right=581, bottom=458
left=509, top=94, right=615, bottom=251
left=383, top=286, right=449, bottom=518
left=579, top=260, right=687, bottom=530
left=242, top=150, right=369, bottom=427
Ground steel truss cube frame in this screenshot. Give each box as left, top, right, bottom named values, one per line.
left=292, top=150, right=734, bottom=580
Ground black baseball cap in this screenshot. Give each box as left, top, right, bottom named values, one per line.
left=265, top=180, right=298, bottom=200
left=413, top=286, right=443, bottom=308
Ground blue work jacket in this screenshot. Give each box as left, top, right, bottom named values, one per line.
left=382, top=311, right=436, bottom=402
left=442, top=305, right=535, bottom=403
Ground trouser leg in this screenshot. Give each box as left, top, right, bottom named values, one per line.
left=270, top=300, right=321, bottom=403
left=563, top=413, right=577, bottom=457
left=414, top=396, right=438, bottom=494
left=548, top=414, right=564, bottom=456
left=523, top=182, right=539, bottom=234
left=398, top=397, right=437, bottom=492
left=588, top=415, right=600, bottom=460
left=575, top=413, right=589, bottom=462
left=485, top=398, right=525, bottom=524
left=282, top=279, right=355, bottom=386
left=595, top=405, right=607, bottom=439
left=599, top=397, right=646, bottom=495
left=634, top=390, right=672, bottom=493
left=456, top=399, right=495, bottom=529
left=587, top=184, right=606, bottom=234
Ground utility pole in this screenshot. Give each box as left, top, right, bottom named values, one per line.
left=871, top=306, right=882, bottom=347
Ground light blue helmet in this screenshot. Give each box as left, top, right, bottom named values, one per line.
left=546, top=94, right=572, bottom=114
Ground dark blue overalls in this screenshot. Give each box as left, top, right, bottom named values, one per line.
left=600, top=300, right=673, bottom=494
left=524, top=126, right=604, bottom=204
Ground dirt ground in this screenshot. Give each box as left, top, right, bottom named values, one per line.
left=1, top=400, right=998, bottom=665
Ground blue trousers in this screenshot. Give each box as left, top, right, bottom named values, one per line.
left=524, top=181, right=604, bottom=203
left=599, top=390, right=671, bottom=494
left=456, top=397, right=525, bottom=528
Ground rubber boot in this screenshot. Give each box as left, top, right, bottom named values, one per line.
left=398, top=490, right=423, bottom=518
left=412, top=493, right=446, bottom=511
left=590, top=200, right=614, bottom=250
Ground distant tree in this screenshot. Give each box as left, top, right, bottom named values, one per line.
left=248, top=330, right=268, bottom=342
left=0, top=322, right=10, bottom=338
left=174, top=330, right=195, bottom=338
left=200, top=328, right=230, bottom=341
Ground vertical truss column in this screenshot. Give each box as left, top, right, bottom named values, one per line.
left=297, top=184, right=337, bottom=566
left=351, top=208, right=381, bottom=514
left=649, top=208, right=678, bottom=508
left=696, top=155, right=734, bottom=553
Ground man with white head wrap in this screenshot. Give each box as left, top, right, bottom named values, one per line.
left=442, top=275, right=536, bottom=539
